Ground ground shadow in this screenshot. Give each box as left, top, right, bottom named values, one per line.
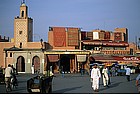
left=52, top=86, right=83, bottom=93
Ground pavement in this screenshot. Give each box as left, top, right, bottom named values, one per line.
left=0, top=73, right=139, bottom=93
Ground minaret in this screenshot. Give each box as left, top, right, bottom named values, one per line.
left=20, top=0, right=28, bottom=18
left=14, top=0, right=33, bottom=48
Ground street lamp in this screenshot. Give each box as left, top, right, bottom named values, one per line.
left=40, top=38, right=43, bottom=51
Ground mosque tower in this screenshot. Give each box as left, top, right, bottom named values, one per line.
left=14, top=0, right=33, bottom=48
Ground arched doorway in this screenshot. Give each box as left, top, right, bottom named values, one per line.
left=60, top=55, right=70, bottom=73
left=16, top=56, right=25, bottom=72
left=32, top=56, right=40, bottom=73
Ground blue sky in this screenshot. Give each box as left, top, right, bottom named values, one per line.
left=0, top=0, right=140, bottom=42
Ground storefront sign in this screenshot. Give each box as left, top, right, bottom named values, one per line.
left=77, top=55, right=87, bottom=62
left=122, top=57, right=139, bottom=61
left=114, top=56, right=140, bottom=62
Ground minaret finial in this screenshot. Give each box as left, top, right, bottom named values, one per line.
left=21, top=0, right=25, bottom=5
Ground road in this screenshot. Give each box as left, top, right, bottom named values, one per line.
left=0, top=73, right=139, bottom=93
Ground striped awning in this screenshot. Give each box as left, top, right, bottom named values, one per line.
left=47, top=55, right=59, bottom=62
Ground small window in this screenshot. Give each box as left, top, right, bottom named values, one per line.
left=6, top=52, right=8, bottom=57
left=19, top=31, right=22, bottom=34
left=20, top=42, right=22, bottom=48
left=22, top=11, right=24, bottom=17
left=10, top=53, right=12, bottom=57
left=75, top=46, right=79, bottom=49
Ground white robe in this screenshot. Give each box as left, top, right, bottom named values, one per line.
left=31, top=66, right=34, bottom=74
left=102, top=68, right=109, bottom=86
left=90, top=68, right=101, bottom=90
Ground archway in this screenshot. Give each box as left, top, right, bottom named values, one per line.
left=60, top=55, right=70, bottom=73
left=32, top=56, right=40, bottom=73
left=16, top=56, right=25, bottom=72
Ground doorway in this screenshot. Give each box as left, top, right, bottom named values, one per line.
left=16, top=56, right=25, bottom=73
left=60, top=55, right=70, bottom=73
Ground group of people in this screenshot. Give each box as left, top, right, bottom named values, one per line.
left=90, top=64, right=134, bottom=92
left=90, top=64, right=110, bottom=92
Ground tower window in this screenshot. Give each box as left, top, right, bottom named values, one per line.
left=20, top=42, right=22, bottom=48
left=6, top=52, right=8, bottom=57
left=19, top=31, right=22, bottom=34
left=21, top=11, right=24, bottom=17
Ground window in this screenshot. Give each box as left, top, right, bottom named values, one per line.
left=22, top=11, right=24, bottom=17
left=130, top=49, right=133, bottom=55
left=19, top=31, right=22, bottom=34
left=20, top=42, right=22, bottom=48
left=6, top=52, right=8, bottom=57
left=10, top=53, right=12, bottom=57
left=75, top=46, right=79, bottom=49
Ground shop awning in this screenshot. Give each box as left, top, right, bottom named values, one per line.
left=77, top=55, right=87, bottom=62
left=90, top=55, right=117, bottom=62
left=47, top=55, right=59, bottom=62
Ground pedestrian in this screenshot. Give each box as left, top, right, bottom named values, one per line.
left=125, top=66, right=131, bottom=81
left=80, top=67, right=84, bottom=76
left=11, top=65, right=18, bottom=86
left=111, top=66, right=116, bottom=77
left=90, top=64, right=101, bottom=92
left=102, top=65, right=110, bottom=87
left=60, top=66, right=64, bottom=77
left=136, top=74, right=140, bottom=93
left=4, top=64, right=14, bottom=90
left=31, top=65, right=34, bottom=74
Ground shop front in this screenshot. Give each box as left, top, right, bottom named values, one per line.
left=113, top=56, right=140, bottom=66
left=44, top=50, right=90, bottom=74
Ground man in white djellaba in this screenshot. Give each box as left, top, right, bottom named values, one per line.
left=90, top=64, right=101, bottom=92
left=102, top=65, right=110, bottom=87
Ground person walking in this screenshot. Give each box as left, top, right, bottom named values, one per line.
left=11, top=65, right=18, bottom=87
left=136, top=74, right=140, bottom=93
left=125, top=66, right=131, bottom=81
left=102, top=65, right=110, bottom=87
left=4, top=64, right=14, bottom=91
left=90, top=64, right=101, bottom=92
left=31, top=65, right=34, bottom=74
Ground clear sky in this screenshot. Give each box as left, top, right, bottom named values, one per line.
left=0, top=0, right=140, bottom=43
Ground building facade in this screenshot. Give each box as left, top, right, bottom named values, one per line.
left=0, top=1, right=46, bottom=74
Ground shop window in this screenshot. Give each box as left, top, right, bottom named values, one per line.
left=75, top=46, right=79, bottom=49
left=130, top=49, right=133, bottom=55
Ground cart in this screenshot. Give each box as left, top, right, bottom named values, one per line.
left=27, top=75, right=53, bottom=93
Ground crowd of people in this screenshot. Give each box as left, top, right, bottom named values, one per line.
left=2, top=62, right=140, bottom=93
left=90, top=63, right=140, bottom=93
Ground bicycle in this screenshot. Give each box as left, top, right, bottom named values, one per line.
left=5, top=77, right=13, bottom=93
left=12, top=76, right=18, bottom=89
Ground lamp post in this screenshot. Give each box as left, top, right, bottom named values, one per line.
left=40, top=38, right=43, bottom=50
